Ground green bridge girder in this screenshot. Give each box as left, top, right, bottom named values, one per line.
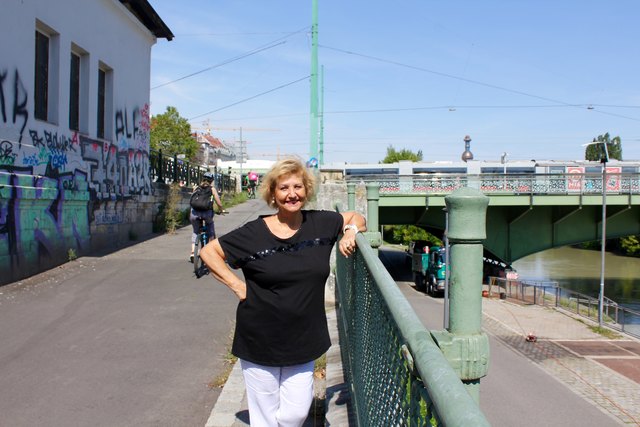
left=379, top=193, right=640, bottom=264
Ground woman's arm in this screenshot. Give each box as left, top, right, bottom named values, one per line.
left=200, top=239, right=246, bottom=301
left=339, top=211, right=367, bottom=257
left=211, top=187, right=224, bottom=211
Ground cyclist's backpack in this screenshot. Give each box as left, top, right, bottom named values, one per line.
left=190, top=186, right=213, bottom=211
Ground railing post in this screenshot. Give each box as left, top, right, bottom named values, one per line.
left=347, top=182, right=356, bottom=210
left=431, top=187, right=490, bottom=404
left=157, top=150, right=164, bottom=183
left=364, top=183, right=382, bottom=251
left=173, top=154, right=179, bottom=184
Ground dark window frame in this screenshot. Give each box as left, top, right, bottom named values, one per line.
left=34, top=30, right=49, bottom=121
left=69, top=52, right=80, bottom=130
left=97, top=68, right=106, bottom=139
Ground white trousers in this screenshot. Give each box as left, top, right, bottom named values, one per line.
left=240, top=359, right=315, bottom=427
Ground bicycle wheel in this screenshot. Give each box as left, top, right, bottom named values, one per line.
left=193, top=237, right=203, bottom=277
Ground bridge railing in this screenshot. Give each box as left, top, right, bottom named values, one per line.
left=335, top=237, right=490, bottom=426
left=349, top=173, right=640, bottom=195
left=334, top=185, right=491, bottom=426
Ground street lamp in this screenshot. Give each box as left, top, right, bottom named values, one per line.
left=443, top=207, right=450, bottom=329
left=501, top=152, right=509, bottom=191
left=582, top=139, right=609, bottom=327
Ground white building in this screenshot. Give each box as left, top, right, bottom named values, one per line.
left=0, top=0, right=173, bottom=284
left=0, top=0, right=172, bottom=197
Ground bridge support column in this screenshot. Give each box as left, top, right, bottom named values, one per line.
left=432, top=187, right=490, bottom=403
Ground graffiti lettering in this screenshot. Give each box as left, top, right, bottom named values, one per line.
left=29, top=129, right=45, bottom=148
left=0, top=140, right=17, bottom=165
left=44, top=130, right=77, bottom=153
left=95, top=212, right=122, bottom=225
left=115, top=108, right=139, bottom=142
left=0, top=68, right=29, bottom=144
left=0, top=171, right=90, bottom=275
left=80, top=135, right=150, bottom=198
left=0, top=70, right=6, bottom=122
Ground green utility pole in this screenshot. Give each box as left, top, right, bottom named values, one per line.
left=319, top=65, right=324, bottom=165
left=309, top=0, right=319, bottom=162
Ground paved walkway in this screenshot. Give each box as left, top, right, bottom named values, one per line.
left=481, top=296, right=640, bottom=425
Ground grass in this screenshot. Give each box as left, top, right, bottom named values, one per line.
left=588, top=324, right=622, bottom=339
left=314, top=353, right=326, bottom=379
left=222, top=190, right=248, bottom=208
left=573, top=318, right=622, bottom=339
left=208, top=325, right=238, bottom=389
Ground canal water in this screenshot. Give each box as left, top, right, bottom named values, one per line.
left=512, top=246, right=640, bottom=311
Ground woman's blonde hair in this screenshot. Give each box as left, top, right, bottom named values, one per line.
left=260, top=157, right=317, bottom=208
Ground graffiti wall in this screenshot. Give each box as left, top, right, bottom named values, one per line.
left=0, top=65, right=156, bottom=284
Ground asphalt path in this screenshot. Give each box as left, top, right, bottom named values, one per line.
left=379, top=248, right=620, bottom=427
left=0, top=199, right=273, bottom=427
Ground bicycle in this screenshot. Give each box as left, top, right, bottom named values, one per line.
left=247, top=183, right=256, bottom=199
left=193, top=210, right=227, bottom=278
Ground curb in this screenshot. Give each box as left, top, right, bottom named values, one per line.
left=205, top=362, right=244, bottom=427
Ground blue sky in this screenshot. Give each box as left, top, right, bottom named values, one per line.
left=149, top=1, right=640, bottom=165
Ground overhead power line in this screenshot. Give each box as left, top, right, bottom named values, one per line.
left=189, top=75, right=310, bottom=121
left=320, top=45, right=640, bottom=123
left=151, top=42, right=285, bottom=90
left=152, top=26, right=309, bottom=90
left=174, top=31, right=305, bottom=37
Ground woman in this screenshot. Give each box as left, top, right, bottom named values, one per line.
left=200, top=158, right=366, bottom=427
left=189, top=171, right=224, bottom=262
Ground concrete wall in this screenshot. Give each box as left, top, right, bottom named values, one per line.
left=0, top=176, right=192, bottom=285
left=0, top=0, right=167, bottom=285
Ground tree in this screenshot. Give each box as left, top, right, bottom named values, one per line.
left=150, top=106, right=198, bottom=161
left=620, top=235, right=640, bottom=257
left=585, top=133, right=622, bottom=161
left=380, top=146, right=433, bottom=247
left=382, top=145, right=423, bottom=163
left=383, top=225, right=442, bottom=247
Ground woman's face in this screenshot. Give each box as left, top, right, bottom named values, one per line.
left=273, top=173, right=306, bottom=213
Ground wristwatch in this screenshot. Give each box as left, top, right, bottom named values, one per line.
left=343, top=224, right=359, bottom=234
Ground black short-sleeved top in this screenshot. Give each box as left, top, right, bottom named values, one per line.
left=218, top=210, right=343, bottom=366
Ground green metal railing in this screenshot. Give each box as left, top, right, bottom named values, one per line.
left=351, top=172, right=640, bottom=196
left=334, top=184, right=491, bottom=426
left=149, top=149, right=236, bottom=193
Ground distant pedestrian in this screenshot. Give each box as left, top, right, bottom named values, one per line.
left=200, top=157, right=366, bottom=427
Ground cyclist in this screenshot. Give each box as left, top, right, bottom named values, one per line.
left=190, top=172, right=224, bottom=263
left=247, top=171, right=258, bottom=198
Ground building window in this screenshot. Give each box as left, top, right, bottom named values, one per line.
left=34, top=30, right=49, bottom=121
left=97, top=63, right=112, bottom=140
left=69, top=52, right=80, bottom=130
left=34, top=21, right=59, bottom=123
left=97, top=68, right=105, bottom=138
